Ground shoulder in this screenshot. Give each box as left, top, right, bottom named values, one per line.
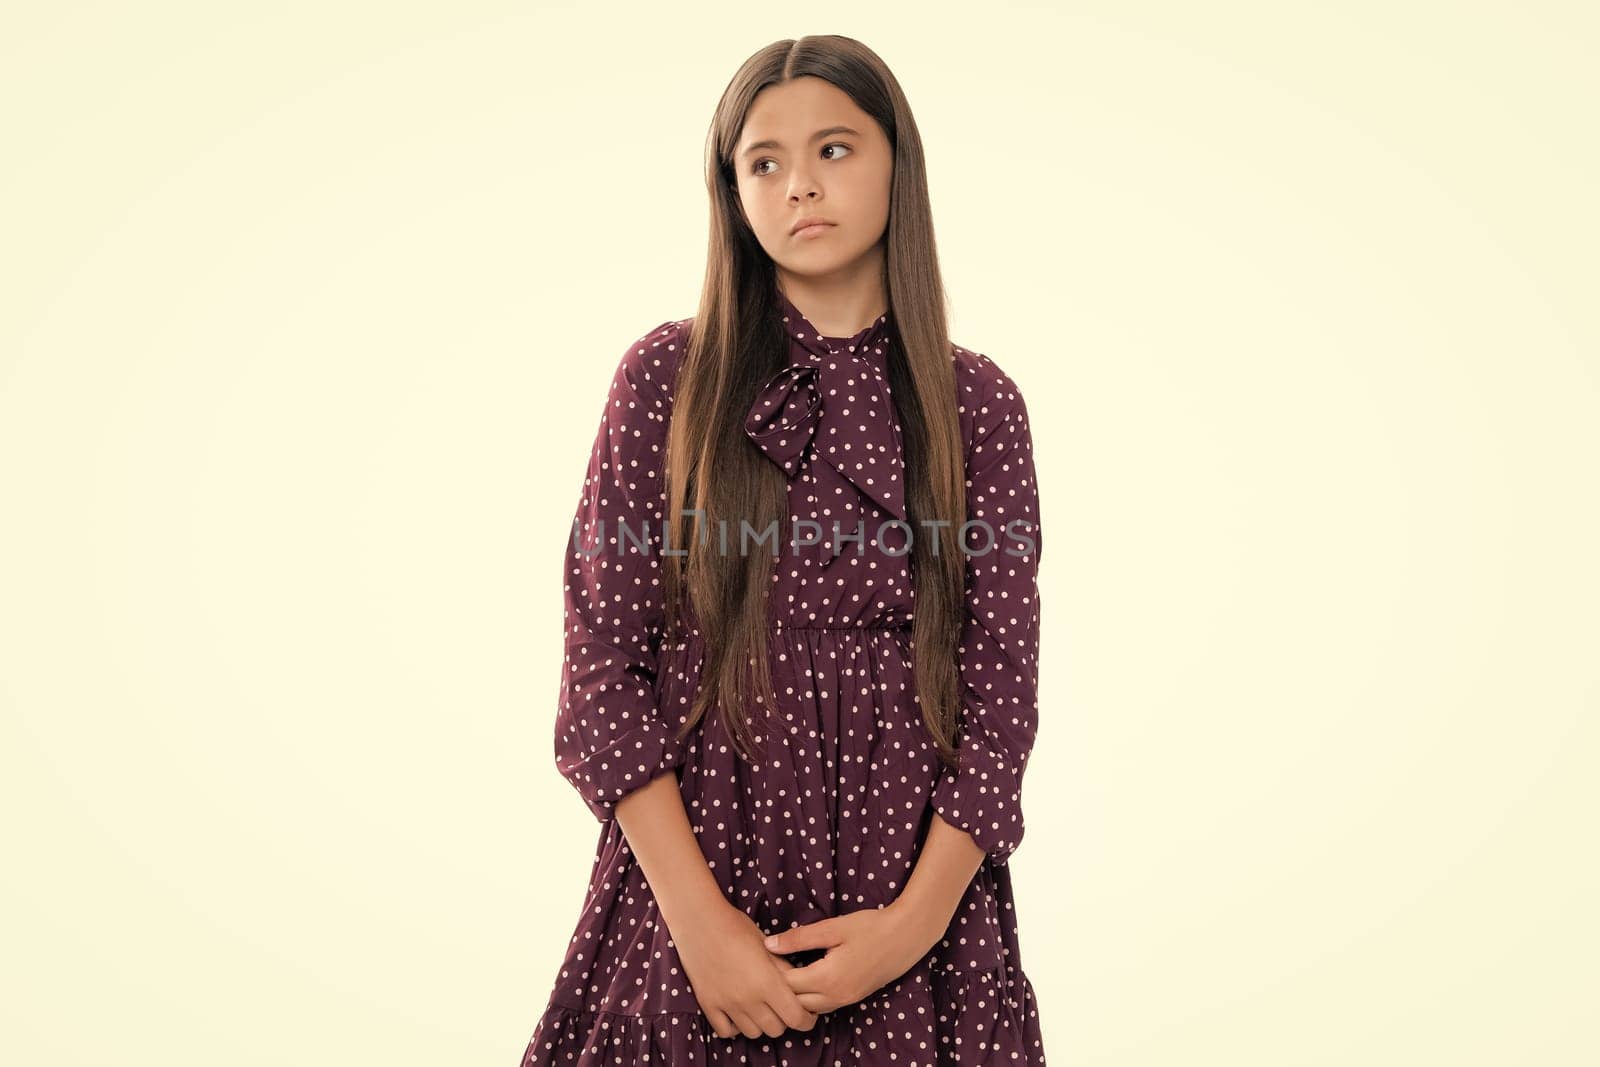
left=950, top=341, right=1033, bottom=457
left=611, top=316, right=693, bottom=405
left=589, top=317, right=692, bottom=448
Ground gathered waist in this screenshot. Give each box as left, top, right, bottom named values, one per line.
left=774, top=622, right=911, bottom=632
left=663, top=620, right=911, bottom=651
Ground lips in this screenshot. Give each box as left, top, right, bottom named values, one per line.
left=791, top=218, right=836, bottom=237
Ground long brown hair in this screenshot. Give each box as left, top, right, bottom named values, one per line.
left=662, top=36, right=966, bottom=772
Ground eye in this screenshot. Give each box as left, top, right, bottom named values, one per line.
left=749, top=143, right=855, bottom=177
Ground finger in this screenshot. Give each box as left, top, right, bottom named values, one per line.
left=764, top=917, right=845, bottom=955
left=779, top=953, right=836, bottom=995
left=796, top=991, right=839, bottom=1015
left=728, top=1009, right=763, bottom=1039
left=704, top=1007, right=739, bottom=1040
left=750, top=1004, right=788, bottom=1038
left=770, top=990, right=819, bottom=1032
left=763, top=972, right=819, bottom=1031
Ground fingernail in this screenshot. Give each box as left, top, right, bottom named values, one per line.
left=764, top=935, right=779, bottom=949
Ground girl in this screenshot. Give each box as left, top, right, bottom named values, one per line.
left=522, top=35, right=1047, bottom=1066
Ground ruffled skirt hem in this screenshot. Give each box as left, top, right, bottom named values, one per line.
left=519, top=963, right=1046, bottom=1066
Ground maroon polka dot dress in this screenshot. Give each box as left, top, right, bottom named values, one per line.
left=521, top=283, right=1047, bottom=1065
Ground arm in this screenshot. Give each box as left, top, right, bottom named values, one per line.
left=553, top=324, right=816, bottom=1037
left=614, top=773, right=729, bottom=928
left=887, top=367, right=1043, bottom=940
left=929, top=367, right=1044, bottom=868
left=553, top=322, right=696, bottom=821
left=885, top=810, right=986, bottom=947
left=554, top=323, right=729, bottom=912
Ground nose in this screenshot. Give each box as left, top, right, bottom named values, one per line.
left=786, top=168, right=820, bottom=202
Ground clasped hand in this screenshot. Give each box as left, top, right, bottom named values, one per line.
left=673, top=899, right=938, bottom=1040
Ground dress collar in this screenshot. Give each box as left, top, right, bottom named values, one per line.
left=773, top=283, right=893, bottom=364
left=744, top=282, right=906, bottom=521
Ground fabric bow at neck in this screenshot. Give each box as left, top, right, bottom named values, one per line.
left=743, top=288, right=906, bottom=522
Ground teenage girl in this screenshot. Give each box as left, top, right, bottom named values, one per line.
left=522, top=34, right=1047, bottom=1066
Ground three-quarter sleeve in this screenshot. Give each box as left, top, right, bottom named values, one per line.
left=553, top=321, right=688, bottom=822
left=931, top=362, right=1044, bottom=866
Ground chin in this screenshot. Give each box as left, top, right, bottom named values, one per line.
left=780, top=239, right=864, bottom=271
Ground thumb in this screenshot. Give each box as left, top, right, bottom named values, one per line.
left=764, top=918, right=842, bottom=954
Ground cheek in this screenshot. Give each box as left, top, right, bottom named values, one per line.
left=841, top=172, right=892, bottom=227
left=738, top=193, right=791, bottom=253
left=738, top=185, right=778, bottom=230
left=868, top=169, right=893, bottom=217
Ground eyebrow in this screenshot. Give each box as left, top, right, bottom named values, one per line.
left=739, top=126, right=862, bottom=158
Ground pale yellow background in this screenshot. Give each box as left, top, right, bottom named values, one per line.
left=3, top=3, right=1595, bottom=1064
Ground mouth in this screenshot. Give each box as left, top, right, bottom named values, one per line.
left=791, top=221, right=836, bottom=238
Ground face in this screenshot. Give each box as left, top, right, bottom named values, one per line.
left=732, top=76, right=893, bottom=282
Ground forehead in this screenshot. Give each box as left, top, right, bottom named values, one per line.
left=737, top=76, right=873, bottom=152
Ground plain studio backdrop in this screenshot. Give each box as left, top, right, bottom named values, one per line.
left=2, top=3, right=1595, bottom=1064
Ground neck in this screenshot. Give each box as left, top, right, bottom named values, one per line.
left=775, top=253, right=888, bottom=337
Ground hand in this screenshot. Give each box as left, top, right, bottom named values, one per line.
left=762, top=901, right=943, bottom=1015
left=671, top=900, right=820, bottom=1040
